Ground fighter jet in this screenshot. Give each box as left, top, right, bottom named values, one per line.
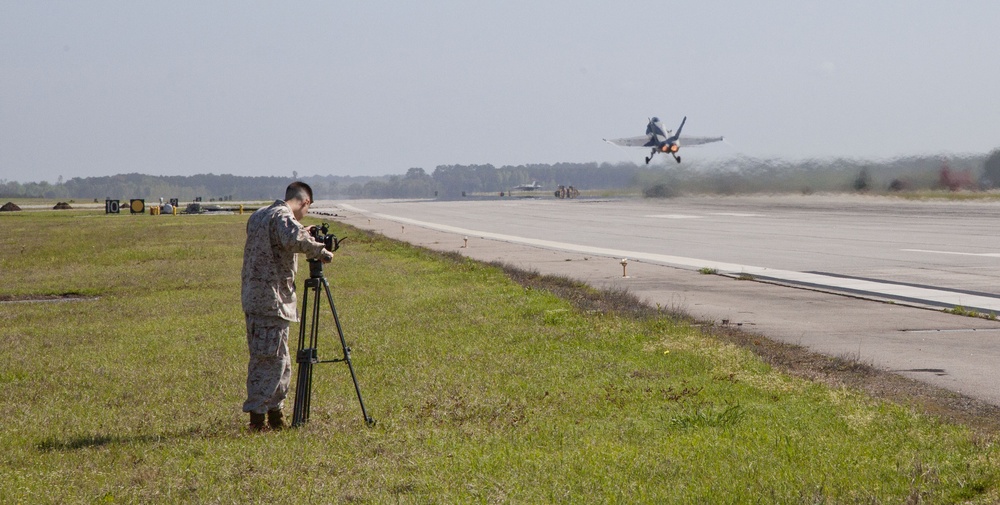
left=513, top=181, right=542, bottom=191
left=604, top=116, right=723, bottom=164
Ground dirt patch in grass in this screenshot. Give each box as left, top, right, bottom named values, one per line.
left=494, top=261, right=1000, bottom=435
left=0, top=293, right=97, bottom=304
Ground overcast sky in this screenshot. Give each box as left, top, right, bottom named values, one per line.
left=2, top=1, right=998, bottom=183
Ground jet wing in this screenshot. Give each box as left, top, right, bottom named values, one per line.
left=678, top=135, right=724, bottom=146
left=603, top=135, right=657, bottom=148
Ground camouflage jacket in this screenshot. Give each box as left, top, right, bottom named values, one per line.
left=241, top=200, right=331, bottom=321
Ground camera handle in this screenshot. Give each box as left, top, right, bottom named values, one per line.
left=291, top=261, right=375, bottom=427
left=331, top=236, right=346, bottom=251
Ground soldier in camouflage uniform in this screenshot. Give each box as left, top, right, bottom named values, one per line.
left=241, top=181, right=333, bottom=431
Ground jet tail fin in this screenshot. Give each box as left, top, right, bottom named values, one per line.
left=675, top=116, right=687, bottom=138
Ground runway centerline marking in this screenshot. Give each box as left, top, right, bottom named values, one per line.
left=337, top=204, right=1000, bottom=313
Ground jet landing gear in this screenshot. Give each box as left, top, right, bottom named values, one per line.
left=646, top=150, right=682, bottom=164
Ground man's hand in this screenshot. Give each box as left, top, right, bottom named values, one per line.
left=321, top=250, right=334, bottom=263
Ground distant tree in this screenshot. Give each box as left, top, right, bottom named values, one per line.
left=405, top=167, right=428, bottom=179
left=346, top=183, right=363, bottom=197
left=853, top=168, right=870, bottom=192
left=983, top=148, right=1000, bottom=188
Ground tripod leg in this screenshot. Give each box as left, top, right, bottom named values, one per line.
left=292, top=279, right=320, bottom=427
left=304, top=279, right=324, bottom=423
left=291, top=282, right=310, bottom=427
left=322, top=278, right=376, bottom=426
left=292, top=359, right=312, bottom=427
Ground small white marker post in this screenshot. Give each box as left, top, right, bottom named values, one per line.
left=463, top=236, right=469, bottom=248
left=620, top=258, right=629, bottom=278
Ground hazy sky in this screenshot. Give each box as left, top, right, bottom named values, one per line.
left=2, top=1, right=998, bottom=183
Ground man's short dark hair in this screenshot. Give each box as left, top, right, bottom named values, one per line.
left=285, top=181, right=313, bottom=203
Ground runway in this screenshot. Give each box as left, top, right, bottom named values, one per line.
left=316, top=194, right=1000, bottom=405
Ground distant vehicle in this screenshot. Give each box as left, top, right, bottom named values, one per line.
left=513, top=181, right=542, bottom=191
left=604, top=116, right=723, bottom=164
left=554, top=185, right=579, bottom=199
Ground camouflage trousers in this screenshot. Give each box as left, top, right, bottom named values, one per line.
left=242, top=315, right=292, bottom=414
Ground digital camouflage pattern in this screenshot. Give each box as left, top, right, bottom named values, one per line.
left=241, top=200, right=332, bottom=414
left=243, top=315, right=291, bottom=414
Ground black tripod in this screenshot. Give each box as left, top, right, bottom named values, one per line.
left=291, top=258, right=375, bottom=427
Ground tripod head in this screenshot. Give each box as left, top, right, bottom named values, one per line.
left=307, top=258, right=326, bottom=279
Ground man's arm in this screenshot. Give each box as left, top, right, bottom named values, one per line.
left=274, top=212, right=334, bottom=262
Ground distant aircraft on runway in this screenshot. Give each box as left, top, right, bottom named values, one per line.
left=604, top=116, right=723, bottom=164
left=513, top=181, right=542, bottom=191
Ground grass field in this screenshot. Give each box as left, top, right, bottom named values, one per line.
left=2, top=208, right=999, bottom=503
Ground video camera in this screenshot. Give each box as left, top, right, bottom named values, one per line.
left=310, top=222, right=344, bottom=252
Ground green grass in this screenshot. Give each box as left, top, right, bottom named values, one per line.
left=894, top=190, right=1000, bottom=201
left=945, top=305, right=999, bottom=321
left=2, top=210, right=999, bottom=503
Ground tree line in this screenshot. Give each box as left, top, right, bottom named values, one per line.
left=0, top=163, right=644, bottom=200
left=0, top=173, right=376, bottom=201
left=2, top=153, right=996, bottom=201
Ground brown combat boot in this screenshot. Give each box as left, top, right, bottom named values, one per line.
left=267, top=409, right=285, bottom=431
left=249, top=412, right=267, bottom=432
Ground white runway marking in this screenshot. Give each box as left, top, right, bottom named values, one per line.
left=902, top=249, right=1000, bottom=258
